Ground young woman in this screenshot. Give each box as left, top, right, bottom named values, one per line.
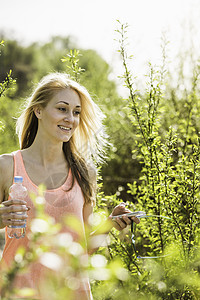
left=0, top=73, right=139, bottom=299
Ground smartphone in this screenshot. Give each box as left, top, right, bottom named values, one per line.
left=111, top=211, right=146, bottom=220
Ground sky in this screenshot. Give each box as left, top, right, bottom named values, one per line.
left=0, top=0, right=200, bottom=86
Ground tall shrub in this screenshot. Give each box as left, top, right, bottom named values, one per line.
left=92, top=21, right=200, bottom=299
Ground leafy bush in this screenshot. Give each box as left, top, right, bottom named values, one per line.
left=92, top=21, right=200, bottom=299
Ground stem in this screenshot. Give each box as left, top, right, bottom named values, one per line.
left=109, top=231, right=142, bottom=274
left=187, top=146, right=200, bottom=255
left=118, top=23, right=148, bottom=147
left=163, top=133, right=187, bottom=256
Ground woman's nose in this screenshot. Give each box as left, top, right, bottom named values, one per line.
left=64, top=111, right=74, bottom=123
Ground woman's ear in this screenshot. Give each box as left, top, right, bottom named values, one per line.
left=34, top=106, right=42, bottom=119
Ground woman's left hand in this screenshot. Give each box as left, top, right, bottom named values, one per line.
left=109, top=202, right=140, bottom=231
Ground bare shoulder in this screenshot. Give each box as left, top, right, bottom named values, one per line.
left=87, top=162, right=97, bottom=183
left=0, top=153, right=14, bottom=201
left=0, top=153, right=14, bottom=174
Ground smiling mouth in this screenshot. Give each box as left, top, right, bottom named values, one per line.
left=58, top=125, right=72, bottom=132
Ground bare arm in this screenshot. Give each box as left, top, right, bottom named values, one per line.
left=83, top=165, right=139, bottom=255
left=83, top=201, right=111, bottom=255
left=83, top=202, right=140, bottom=255
left=0, top=154, right=28, bottom=229
left=0, top=154, right=12, bottom=228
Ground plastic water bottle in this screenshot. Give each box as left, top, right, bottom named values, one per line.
left=7, top=176, right=28, bottom=239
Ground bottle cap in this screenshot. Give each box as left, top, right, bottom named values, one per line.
left=14, top=176, right=23, bottom=183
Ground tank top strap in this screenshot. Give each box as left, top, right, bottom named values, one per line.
left=12, top=150, right=27, bottom=179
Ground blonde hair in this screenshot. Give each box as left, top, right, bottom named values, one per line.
left=16, top=72, right=107, bottom=204
left=17, top=72, right=106, bottom=162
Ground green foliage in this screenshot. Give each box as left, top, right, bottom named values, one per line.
left=0, top=96, right=19, bottom=153
left=0, top=188, right=132, bottom=299
left=0, top=70, right=16, bottom=98
left=0, top=39, right=34, bottom=97
left=77, top=48, right=140, bottom=198
left=0, top=41, right=16, bottom=149
left=0, top=41, right=16, bottom=99
left=116, top=21, right=200, bottom=260
left=93, top=20, right=200, bottom=299
left=61, top=49, right=85, bottom=82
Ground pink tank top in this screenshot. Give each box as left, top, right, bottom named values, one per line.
left=1, top=150, right=92, bottom=300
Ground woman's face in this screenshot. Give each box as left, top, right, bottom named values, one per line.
left=36, top=88, right=81, bottom=143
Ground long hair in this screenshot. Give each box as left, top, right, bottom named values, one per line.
left=16, top=72, right=107, bottom=204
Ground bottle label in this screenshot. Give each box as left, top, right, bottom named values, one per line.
left=9, top=224, right=26, bottom=229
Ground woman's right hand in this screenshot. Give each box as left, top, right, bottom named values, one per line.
left=0, top=199, right=29, bottom=228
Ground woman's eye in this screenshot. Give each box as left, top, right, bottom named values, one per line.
left=58, top=107, right=80, bottom=115
left=58, top=107, right=66, bottom=112
left=74, top=111, right=81, bottom=115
